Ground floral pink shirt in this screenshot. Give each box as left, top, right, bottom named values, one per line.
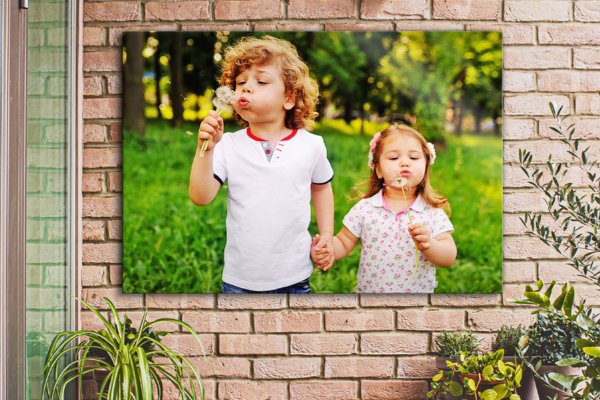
left=343, top=189, right=453, bottom=293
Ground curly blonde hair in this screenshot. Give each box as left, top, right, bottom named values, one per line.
left=219, top=35, right=319, bottom=130
left=363, top=123, right=450, bottom=213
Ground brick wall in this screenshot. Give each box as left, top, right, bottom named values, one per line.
left=81, top=1, right=600, bottom=398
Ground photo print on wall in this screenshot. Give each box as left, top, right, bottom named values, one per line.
left=122, top=31, right=503, bottom=294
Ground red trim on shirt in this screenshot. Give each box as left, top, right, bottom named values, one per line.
left=382, top=194, right=417, bottom=216
left=246, top=128, right=298, bottom=142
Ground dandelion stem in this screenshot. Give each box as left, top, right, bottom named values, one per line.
left=401, top=187, right=419, bottom=277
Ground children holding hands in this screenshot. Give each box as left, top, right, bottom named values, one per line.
left=189, top=35, right=335, bottom=294
left=312, top=124, right=456, bottom=293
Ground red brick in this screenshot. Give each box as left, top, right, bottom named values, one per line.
left=503, top=118, right=535, bottom=140
left=575, top=48, right=600, bottom=70
left=182, top=311, right=249, bottom=333
left=539, top=71, right=600, bottom=92
left=466, top=24, right=535, bottom=45
left=217, top=382, right=286, bottom=400
left=576, top=95, right=600, bottom=115
left=504, top=47, right=569, bottom=70
left=83, top=243, right=122, bottom=263
left=81, top=288, right=143, bottom=310
left=433, top=0, right=500, bottom=20
left=325, top=357, right=393, bottom=378
left=397, top=310, right=464, bottom=331
left=83, top=148, right=122, bottom=168
left=468, top=310, right=537, bottom=331
left=504, top=71, right=535, bottom=92
left=505, top=214, right=564, bottom=236
left=145, top=1, right=209, bottom=21
left=82, top=196, right=122, bottom=218
left=289, top=294, right=357, bottom=308
left=108, top=25, right=176, bottom=46
left=397, top=358, right=438, bottom=378
left=107, top=75, right=122, bottom=95
left=291, top=334, right=357, bottom=355
left=83, top=51, right=122, bottom=72
left=189, top=357, right=249, bottom=378
left=325, top=310, right=393, bottom=331
left=360, top=0, right=427, bottom=20
left=288, top=0, right=354, bottom=19
left=539, top=262, right=590, bottom=284
left=504, top=140, right=569, bottom=163
left=107, top=219, right=122, bottom=240
left=218, top=294, right=285, bottom=309
left=84, top=76, right=102, bottom=96
left=506, top=163, right=588, bottom=188
left=255, top=23, right=321, bottom=31
left=254, top=312, right=321, bottom=333
left=146, top=294, right=214, bottom=309
left=82, top=219, right=104, bottom=240
left=504, top=95, right=570, bottom=116
left=395, top=22, right=463, bottom=31
left=81, top=310, right=110, bottom=331
left=110, top=123, right=122, bottom=142
left=115, top=311, right=181, bottom=332
left=504, top=192, right=547, bottom=213
left=109, top=265, right=123, bottom=285
left=82, top=265, right=107, bottom=287
left=160, top=333, right=213, bottom=356
left=504, top=238, right=563, bottom=259
left=254, top=358, right=320, bottom=379
left=572, top=284, right=600, bottom=306
left=84, top=2, right=139, bottom=22
left=108, top=172, right=122, bottom=192
left=290, top=382, right=357, bottom=400
left=325, top=22, right=394, bottom=31
left=219, top=335, right=287, bottom=355
left=361, top=333, right=428, bottom=355
left=505, top=1, right=570, bottom=22
left=503, top=284, right=535, bottom=307
left=182, top=23, right=250, bottom=31
left=83, top=98, right=122, bottom=119
left=430, top=294, right=500, bottom=307
left=540, top=118, right=600, bottom=139
left=539, top=25, right=600, bottom=45
left=575, top=2, right=600, bottom=22
left=361, top=380, right=429, bottom=400
left=160, top=379, right=214, bottom=400
left=83, top=27, right=104, bottom=46
left=83, top=124, right=105, bottom=143
left=503, top=262, right=536, bottom=284
left=82, top=173, right=103, bottom=193
left=360, top=294, right=427, bottom=307
left=215, top=1, right=280, bottom=20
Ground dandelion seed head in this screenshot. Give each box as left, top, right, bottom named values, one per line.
left=213, top=86, right=235, bottom=113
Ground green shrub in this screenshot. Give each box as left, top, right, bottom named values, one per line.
left=491, top=325, right=524, bottom=357
left=435, top=330, right=482, bottom=358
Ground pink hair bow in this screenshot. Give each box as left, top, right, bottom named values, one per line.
left=369, top=132, right=381, bottom=153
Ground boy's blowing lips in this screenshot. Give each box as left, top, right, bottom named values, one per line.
left=238, top=97, right=249, bottom=107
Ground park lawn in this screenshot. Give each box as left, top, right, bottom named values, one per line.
left=123, top=119, right=502, bottom=294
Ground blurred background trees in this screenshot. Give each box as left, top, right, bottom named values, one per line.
left=123, top=31, right=502, bottom=143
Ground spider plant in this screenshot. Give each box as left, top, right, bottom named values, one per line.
left=42, top=295, right=205, bottom=400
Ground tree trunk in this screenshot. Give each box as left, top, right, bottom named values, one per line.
left=154, top=44, right=162, bottom=119
left=493, top=109, right=501, bottom=137
left=474, top=105, right=482, bottom=134
left=454, top=85, right=466, bottom=137
left=169, top=33, right=184, bottom=129
left=343, top=97, right=353, bottom=125
left=123, top=32, right=146, bottom=136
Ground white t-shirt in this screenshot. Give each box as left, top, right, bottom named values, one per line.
left=212, top=127, right=334, bottom=291
left=343, top=189, right=453, bottom=293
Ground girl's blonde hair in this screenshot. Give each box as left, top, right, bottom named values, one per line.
left=219, top=35, right=320, bottom=130
left=364, top=123, right=450, bottom=213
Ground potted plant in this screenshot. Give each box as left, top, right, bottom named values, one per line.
left=492, top=325, right=524, bottom=358
left=433, top=330, right=482, bottom=400
left=42, top=296, right=206, bottom=400
left=429, top=349, right=523, bottom=400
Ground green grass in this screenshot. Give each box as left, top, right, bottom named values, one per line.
left=123, top=119, right=502, bottom=293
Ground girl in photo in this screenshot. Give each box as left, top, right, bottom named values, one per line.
left=312, top=123, right=456, bottom=293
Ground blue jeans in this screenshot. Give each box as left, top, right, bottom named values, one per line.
left=222, top=278, right=311, bottom=294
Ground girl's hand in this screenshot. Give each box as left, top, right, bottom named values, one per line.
left=408, top=223, right=431, bottom=250
left=198, top=110, right=224, bottom=153
left=311, top=234, right=334, bottom=271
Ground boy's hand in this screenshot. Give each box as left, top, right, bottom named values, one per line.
left=198, top=110, right=224, bottom=152
left=408, top=223, right=431, bottom=250
left=311, top=234, right=334, bottom=271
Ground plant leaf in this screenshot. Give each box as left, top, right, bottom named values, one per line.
left=548, top=372, right=575, bottom=390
